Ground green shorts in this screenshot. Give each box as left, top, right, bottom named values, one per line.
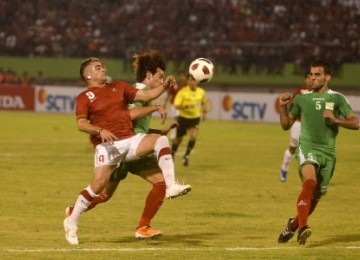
left=110, top=154, right=159, bottom=181
left=296, top=144, right=336, bottom=199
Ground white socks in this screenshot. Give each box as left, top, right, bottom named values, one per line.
left=281, top=148, right=294, bottom=171
left=67, top=185, right=98, bottom=226
left=154, top=136, right=175, bottom=188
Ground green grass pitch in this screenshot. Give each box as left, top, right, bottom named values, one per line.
left=1, top=111, right=360, bottom=259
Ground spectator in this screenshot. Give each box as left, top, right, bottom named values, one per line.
left=0, top=0, right=358, bottom=75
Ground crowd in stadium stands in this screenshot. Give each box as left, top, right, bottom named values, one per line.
left=0, top=0, right=359, bottom=77
left=0, top=68, right=30, bottom=86
left=0, top=68, right=47, bottom=86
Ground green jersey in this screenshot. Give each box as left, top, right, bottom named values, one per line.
left=129, top=83, right=152, bottom=134
left=291, top=89, right=354, bottom=155
left=112, top=83, right=158, bottom=181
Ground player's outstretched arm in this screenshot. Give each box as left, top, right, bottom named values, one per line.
left=129, top=105, right=167, bottom=124
left=148, top=121, right=178, bottom=135
left=134, top=76, right=176, bottom=103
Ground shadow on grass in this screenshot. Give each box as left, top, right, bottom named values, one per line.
left=107, top=232, right=217, bottom=247
left=308, top=234, right=360, bottom=248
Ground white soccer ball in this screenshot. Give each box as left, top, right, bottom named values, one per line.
left=188, top=58, right=215, bottom=83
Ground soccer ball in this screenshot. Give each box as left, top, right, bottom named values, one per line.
left=189, top=58, right=214, bottom=83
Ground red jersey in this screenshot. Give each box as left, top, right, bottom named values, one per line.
left=293, top=86, right=310, bottom=98
left=76, top=81, right=139, bottom=147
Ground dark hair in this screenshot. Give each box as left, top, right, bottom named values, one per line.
left=80, top=57, right=100, bottom=80
left=304, top=70, right=310, bottom=78
left=310, top=59, right=332, bottom=76
left=132, top=50, right=166, bottom=82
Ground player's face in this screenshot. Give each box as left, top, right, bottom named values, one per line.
left=147, top=68, right=165, bottom=89
left=85, top=61, right=107, bottom=83
left=309, top=66, right=330, bottom=91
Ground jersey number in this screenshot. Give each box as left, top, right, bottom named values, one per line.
left=98, top=155, right=105, bottom=163
left=315, top=101, right=322, bottom=110
left=86, top=91, right=96, bottom=101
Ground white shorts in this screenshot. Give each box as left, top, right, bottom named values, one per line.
left=93, top=134, right=146, bottom=168
left=289, top=120, right=301, bottom=147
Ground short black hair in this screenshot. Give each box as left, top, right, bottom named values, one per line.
left=80, top=57, right=100, bottom=80
left=310, top=59, right=332, bottom=76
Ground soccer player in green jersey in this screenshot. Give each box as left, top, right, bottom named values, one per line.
left=277, top=59, right=359, bottom=245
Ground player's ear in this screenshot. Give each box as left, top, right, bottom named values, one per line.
left=325, top=74, right=331, bottom=82
left=146, top=71, right=153, bottom=80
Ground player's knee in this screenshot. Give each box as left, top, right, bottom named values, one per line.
left=154, top=135, right=171, bottom=154
left=156, top=135, right=170, bottom=146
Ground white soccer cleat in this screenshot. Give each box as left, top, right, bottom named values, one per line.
left=166, top=182, right=192, bottom=199
left=63, top=217, right=79, bottom=245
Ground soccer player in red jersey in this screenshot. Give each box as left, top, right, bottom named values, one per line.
left=63, top=57, right=190, bottom=245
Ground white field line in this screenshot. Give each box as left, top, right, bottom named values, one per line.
left=1, top=153, right=89, bottom=157
left=4, top=246, right=360, bottom=253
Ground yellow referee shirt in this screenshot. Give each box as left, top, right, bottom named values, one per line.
left=173, top=85, right=206, bottom=119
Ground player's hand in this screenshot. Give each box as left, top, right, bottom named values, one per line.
left=155, top=105, right=168, bottom=124
left=279, top=92, right=293, bottom=106
left=99, top=129, right=119, bottom=144
left=161, top=120, right=179, bottom=135
left=164, top=75, right=176, bottom=90
left=323, top=110, right=337, bottom=125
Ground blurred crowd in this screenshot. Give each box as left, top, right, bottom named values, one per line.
left=0, top=0, right=359, bottom=77
left=0, top=68, right=47, bottom=86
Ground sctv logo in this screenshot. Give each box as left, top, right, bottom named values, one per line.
left=38, top=89, right=76, bottom=112
left=222, top=95, right=267, bottom=120
left=232, top=101, right=267, bottom=120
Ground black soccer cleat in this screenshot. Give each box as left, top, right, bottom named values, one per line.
left=278, top=218, right=295, bottom=243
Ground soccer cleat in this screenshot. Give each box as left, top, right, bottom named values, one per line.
left=279, top=169, right=287, bottom=182
left=182, top=155, right=189, bottom=167
left=135, top=226, right=162, bottom=239
left=297, top=225, right=312, bottom=245
left=278, top=218, right=295, bottom=243
left=65, top=206, right=74, bottom=217
left=166, top=182, right=192, bottom=199
left=63, top=217, right=79, bottom=245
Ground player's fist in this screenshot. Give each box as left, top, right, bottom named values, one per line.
left=164, top=75, right=176, bottom=89
left=279, top=92, right=292, bottom=106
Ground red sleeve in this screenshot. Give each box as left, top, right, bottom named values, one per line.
left=113, top=81, right=138, bottom=103
left=75, top=90, right=90, bottom=120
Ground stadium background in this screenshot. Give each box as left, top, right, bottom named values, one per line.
left=1, top=1, right=360, bottom=258
left=1, top=0, right=359, bottom=86
left=1, top=0, right=360, bottom=120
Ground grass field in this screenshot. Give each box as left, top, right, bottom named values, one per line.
left=1, top=111, right=360, bottom=259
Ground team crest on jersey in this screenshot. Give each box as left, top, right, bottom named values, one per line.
left=325, top=102, right=334, bottom=111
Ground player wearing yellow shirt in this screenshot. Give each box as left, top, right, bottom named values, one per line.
left=171, top=76, right=207, bottom=166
